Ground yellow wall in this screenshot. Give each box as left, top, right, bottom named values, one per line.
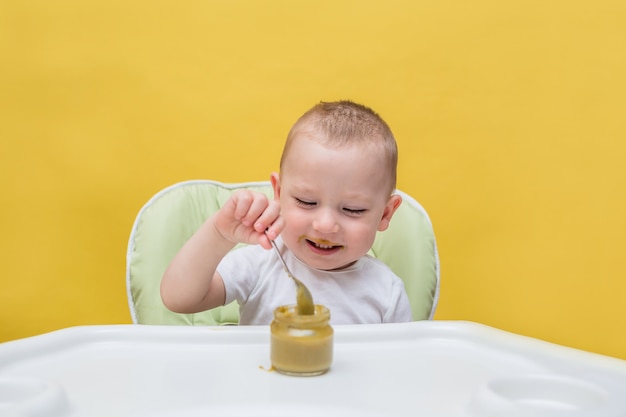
left=1, top=1, right=625, bottom=359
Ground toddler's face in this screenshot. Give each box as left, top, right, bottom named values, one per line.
left=272, top=133, right=400, bottom=271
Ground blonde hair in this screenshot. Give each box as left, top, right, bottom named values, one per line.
left=280, top=100, right=398, bottom=191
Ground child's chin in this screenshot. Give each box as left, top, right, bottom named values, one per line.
left=308, top=257, right=356, bottom=272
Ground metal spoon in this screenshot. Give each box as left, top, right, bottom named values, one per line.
left=265, top=231, right=315, bottom=315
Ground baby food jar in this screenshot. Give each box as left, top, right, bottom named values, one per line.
left=270, top=304, right=333, bottom=376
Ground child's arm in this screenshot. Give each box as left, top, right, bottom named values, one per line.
left=160, top=190, right=283, bottom=314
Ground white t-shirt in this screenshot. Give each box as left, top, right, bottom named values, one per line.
left=217, top=237, right=412, bottom=325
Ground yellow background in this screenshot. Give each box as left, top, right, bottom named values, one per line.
left=1, top=1, right=625, bottom=359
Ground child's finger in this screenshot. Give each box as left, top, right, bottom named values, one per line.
left=230, top=191, right=256, bottom=222
left=239, top=193, right=270, bottom=227
left=253, top=200, right=282, bottom=233
left=264, top=214, right=285, bottom=240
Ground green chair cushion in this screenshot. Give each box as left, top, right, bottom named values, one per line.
left=126, top=180, right=439, bottom=325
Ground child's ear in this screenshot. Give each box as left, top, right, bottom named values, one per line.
left=377, top=194, right=402, bottom=232
left=270, top=172, right=281, bottom=201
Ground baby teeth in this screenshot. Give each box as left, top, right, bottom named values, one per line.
left=307, top=238, right=338, bottom=249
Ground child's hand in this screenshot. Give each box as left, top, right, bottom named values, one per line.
left=213, top=190, right=283, bottom=250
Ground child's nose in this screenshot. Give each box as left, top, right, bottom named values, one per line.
left=312, top=209, right=340, bottom=234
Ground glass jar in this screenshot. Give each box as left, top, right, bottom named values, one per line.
left=270, top=304, right=333, bottom=376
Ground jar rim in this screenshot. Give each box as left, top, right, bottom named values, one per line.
left=273, top=304, right=331, bottom=323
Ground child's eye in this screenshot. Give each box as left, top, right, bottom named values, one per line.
left=343, top=207, right=367, bottom=216
left=295, top=198, right=316, bottom=207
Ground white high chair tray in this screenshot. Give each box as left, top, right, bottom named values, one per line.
left=0, top=321, right=625, bottom=417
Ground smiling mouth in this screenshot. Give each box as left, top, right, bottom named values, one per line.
left=306, top=239, right=344, bottom=251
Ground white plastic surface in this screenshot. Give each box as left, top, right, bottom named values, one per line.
left=0, top=321, right=625, bottom=417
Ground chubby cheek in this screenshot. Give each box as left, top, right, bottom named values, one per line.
left=280, top=209, right=306, bottom=241
left=348, top=217, right=382, bottom=245
left=349, top=228, right=377, bottom=252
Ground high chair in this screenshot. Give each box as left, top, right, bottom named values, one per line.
left=126, top=180, right=440, bottom=325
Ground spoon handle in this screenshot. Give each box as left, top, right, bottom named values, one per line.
left=266, top=232, right=291, bottom=275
